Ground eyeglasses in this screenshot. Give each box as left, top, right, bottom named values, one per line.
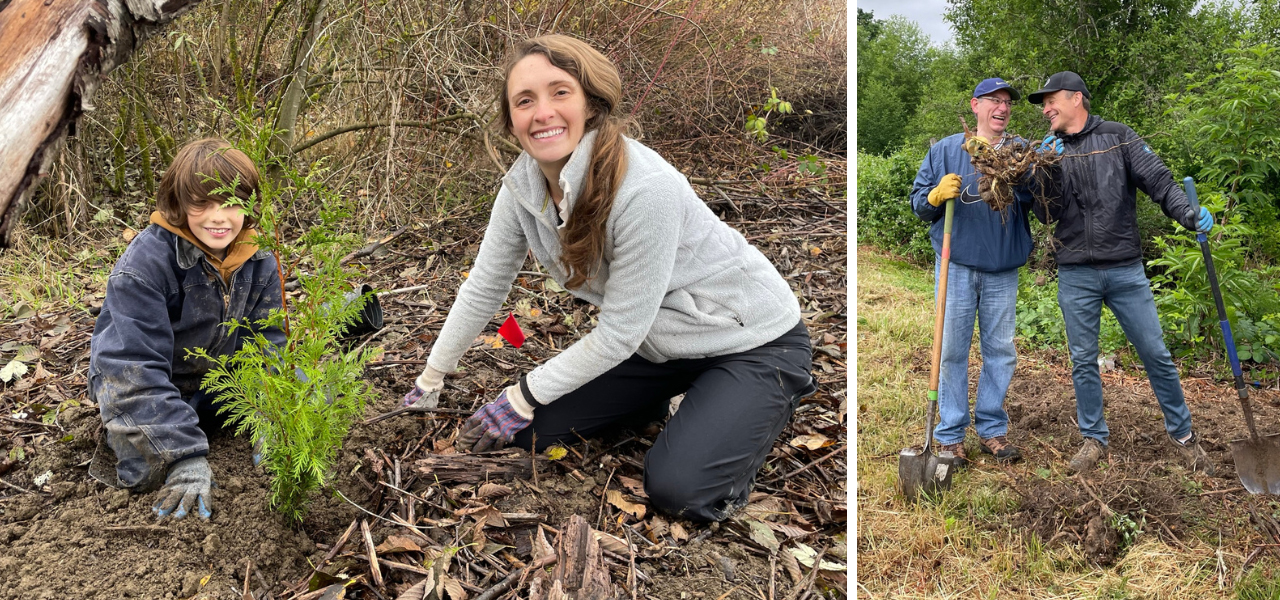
left=979, top=96, right=1014, bottom=108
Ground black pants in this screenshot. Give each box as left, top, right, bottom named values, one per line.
left=512, top=321, right=817, bottom=521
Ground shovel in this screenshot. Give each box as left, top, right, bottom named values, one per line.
left=1184, top=177, right=1280, bottom=493
left=899, top=197, right=961, bottom=501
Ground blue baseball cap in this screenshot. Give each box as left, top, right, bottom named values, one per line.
left=973, top=78, right=1021, bottom=102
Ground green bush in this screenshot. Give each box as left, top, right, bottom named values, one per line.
left=1016, top=269, right=1127, bottom=356
left=1148, top=190, right=1280, bottom=362
left=856, top=146, right=933, bottom=263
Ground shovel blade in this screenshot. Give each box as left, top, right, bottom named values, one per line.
left=898, top=447, right=957, bottom=502
left=1230, top=435, right=1280, bottom=495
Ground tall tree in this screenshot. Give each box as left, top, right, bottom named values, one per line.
left=857, top=12, right=936, bottom=155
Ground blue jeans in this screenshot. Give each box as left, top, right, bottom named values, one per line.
left=932, top=259, right=1019, bottom=445
left=1057, top=263, right=1192, bottom=445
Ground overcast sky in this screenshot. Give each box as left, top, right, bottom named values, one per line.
left=856, top=0, right=953, bottom=46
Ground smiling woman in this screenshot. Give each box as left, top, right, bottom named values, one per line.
left=402, top=34, right=818, bottom=523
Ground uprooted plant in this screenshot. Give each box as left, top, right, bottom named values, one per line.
left=959, top=115, right=1062, bottom=215
left=188, top=109, right=380, bottom=522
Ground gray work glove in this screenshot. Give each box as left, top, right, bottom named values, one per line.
left=153, top=456, right=213, bottom=521
left=403, top=364, right=446, bottom=409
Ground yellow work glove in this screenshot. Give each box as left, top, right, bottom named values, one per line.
left=963, top=135, right=990, bottom=157
left=927, top=173, right=962, bottom=207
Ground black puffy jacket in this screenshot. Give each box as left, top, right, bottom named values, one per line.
left=1035, top=115, right=1199, bottom=267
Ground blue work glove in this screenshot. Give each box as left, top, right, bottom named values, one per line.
left=404, top=364, right=446, bottom=409
left=1038, top=133, right=1063, bottom=155
left=1196, top=206, right=1214, bottom=233
left=154, top=456, right=213, bottom=521
left=457, top=385, right=535, bottom=453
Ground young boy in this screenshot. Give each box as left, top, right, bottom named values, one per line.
left=89, top=138, right=284, bottom=521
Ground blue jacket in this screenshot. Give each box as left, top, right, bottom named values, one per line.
left=909, top=133, right=1033, bottom=273
left=89, top=221, right=284, bottom=490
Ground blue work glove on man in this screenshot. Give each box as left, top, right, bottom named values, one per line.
left=1196, top=207, right=1214, bottom=233
left=154, top=456, right=213, bottom=521
left=404, top=364, right=446, bottom=409
left=457, top=384, right=536, bottom=452
left=1038, top=133, right=1063, bottom=155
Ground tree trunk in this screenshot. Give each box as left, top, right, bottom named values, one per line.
left=269, top=0, right=327, bottom=160
left=0, top=0, right=204, bottom=248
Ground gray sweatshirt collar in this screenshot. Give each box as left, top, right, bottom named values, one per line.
left=503, top=129, right=601, bottom=227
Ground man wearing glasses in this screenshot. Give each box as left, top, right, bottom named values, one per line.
left=909, top=77, right=1032, bottom=466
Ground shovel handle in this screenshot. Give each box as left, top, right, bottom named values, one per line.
left=924, top=199, right=955, bottom=453
left=929, top=200, right=955, bottom=393
left=1184, top=177, right=1257, bottom=439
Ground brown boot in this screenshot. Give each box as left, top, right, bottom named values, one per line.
left=1068, top=438, right=1106, bottom=473
left=980, top=435, right=1022, bottom=463
left=1169, top=431, right=1215, bottom=476
left=939, top=442, right=969, bottom=468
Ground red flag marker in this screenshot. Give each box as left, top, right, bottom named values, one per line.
left=498, top=312, right=526, bottom=348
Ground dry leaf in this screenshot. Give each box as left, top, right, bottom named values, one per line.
left=747, top=519, right=780, bottom=553
left=742, top=497, right=784, bottom=521
left=593, top=529, right=631, bottom=555
left=617, top=475, right=646, bottom=497
left=442, top=576, right=466, bottom=600
left=0, top=359, right=28, bottom=383
left=809, top=246, right=822, bottom=256
left=375, top=535, right=423, bottom=554
left=648, top=517, right=669, bottom=540
left=606, top=489, right=646, bottom=519
left=670, top=522, right=689, bottom=542
left=789, top=433, right=833, bottom=451
left=790, top=543, right=846, bottom=571
left=532, top=526, right=556, bottom=561
left=780, top=548, right=803, bottom=584
left=765, top=520, right=812, bottom=539
left=395, top=573, right=433, bottom=600
left=477, top=483, right=512, bottom=498
left=123, top=227, right=138, bottom=242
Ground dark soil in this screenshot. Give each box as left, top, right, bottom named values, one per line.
left=955, top=353, right=1280, bottom=566
left=0, top=189, right=848, bottom=599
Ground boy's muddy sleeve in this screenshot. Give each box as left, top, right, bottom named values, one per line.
left=89, top=270, right=207, bottom=491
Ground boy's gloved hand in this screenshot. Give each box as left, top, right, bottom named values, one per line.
left=927, top=173, right=962, bottom=207
left=457, top=384, right=535, bottom=453
left=403, top=364, right=446, bottom=409
left=154, top=456, right=213, bottom=521
left=1196, top=207, right=1214, bottom=233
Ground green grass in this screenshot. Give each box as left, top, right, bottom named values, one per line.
left=0, top=228, right=122, bottom=318
left=856, top=246, right=1251, bottom=599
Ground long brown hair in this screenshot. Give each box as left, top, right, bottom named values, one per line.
left=498, top=35, right=627, bottom=290
left=157, top=138, right=260, bottom=228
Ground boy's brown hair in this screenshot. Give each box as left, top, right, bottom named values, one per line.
left=157, top=138, right=260, bottom=228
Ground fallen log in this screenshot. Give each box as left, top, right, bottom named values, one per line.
left=412, top=449, right=549, bottom=485
left=0, top=0, right=203, bottom=247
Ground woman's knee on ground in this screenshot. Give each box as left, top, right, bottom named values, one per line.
left=643, top=453, right=746, bottom=522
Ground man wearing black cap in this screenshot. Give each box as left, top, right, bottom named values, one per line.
left=1028, top=71, right=1216, bottom=475
left=909, top=77, right=1032, bottom=467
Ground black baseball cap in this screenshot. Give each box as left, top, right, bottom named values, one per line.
left=1028, top=71, right=1092, bottom=104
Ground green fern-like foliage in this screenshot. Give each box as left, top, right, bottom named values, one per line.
left=189, top=108, right=380, bottom=522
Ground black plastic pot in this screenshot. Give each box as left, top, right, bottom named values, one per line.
left=338, top=283, right=383, bottom=337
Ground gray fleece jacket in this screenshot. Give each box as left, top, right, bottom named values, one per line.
left=425, top=130, right=800, bottom=404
